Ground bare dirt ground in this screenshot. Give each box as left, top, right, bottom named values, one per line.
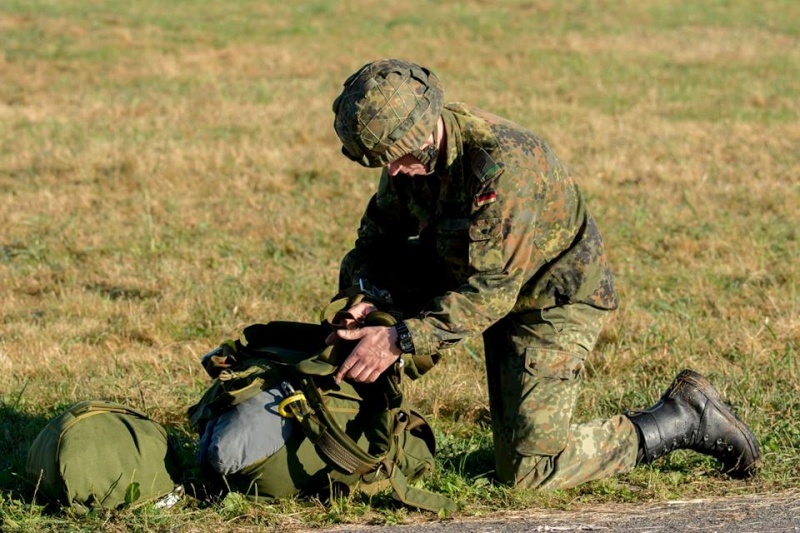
left=321, top=492, right=800, bottom=532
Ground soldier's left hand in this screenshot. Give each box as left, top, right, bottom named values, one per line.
left=331, top=326, right=401, bottom=384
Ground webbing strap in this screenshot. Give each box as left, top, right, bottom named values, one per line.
left=315, top=429, right=374, bottom=475
left=389, top=463, right=456, bottom=513
left=411, top=353, right=440, bottom=374
left=313, top=419, right=455, bottom=512
left=301, top=379, right=384, bottom=475
left=314, top=408, right=412, bottom=476
left=309, top=401, right=455, bottom=512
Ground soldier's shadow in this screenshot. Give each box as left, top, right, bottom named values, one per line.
left=455, top=446, right=497, bottom=481
left=0, top=400, right=51, bottom=499
left=438, top=410, right=498, bottom=482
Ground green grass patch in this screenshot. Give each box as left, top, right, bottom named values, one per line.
left=1, top=0, right=798, bottom=530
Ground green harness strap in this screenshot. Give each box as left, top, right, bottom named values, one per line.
left=295, top=370, right=402, bottom=476
left=295, top=370, right=455, bottom=512
left=389, top=463, right=456, bottom=513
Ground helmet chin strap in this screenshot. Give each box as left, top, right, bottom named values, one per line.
left=410, top=127, right=440, bottom=175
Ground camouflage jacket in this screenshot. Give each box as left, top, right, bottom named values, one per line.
left=343, top=103, right=618, bottom=357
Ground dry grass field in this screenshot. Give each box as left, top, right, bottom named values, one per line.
left=1, top=1, right=798, bottom=530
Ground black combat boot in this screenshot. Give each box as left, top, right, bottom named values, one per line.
left=626, top=369, right=761, bottom=478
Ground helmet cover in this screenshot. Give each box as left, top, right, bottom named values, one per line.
left=332, top=59, right=444, bottom=168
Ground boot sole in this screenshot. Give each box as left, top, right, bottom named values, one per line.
left=668, top=369, right=762, bottom=478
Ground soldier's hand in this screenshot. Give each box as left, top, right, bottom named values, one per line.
left=346, top=301, right=378, bottom=324
left=332, top=326, right=401, bottom=384
left=325, top=301, right=378, bottom=344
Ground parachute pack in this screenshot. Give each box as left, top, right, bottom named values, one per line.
left=187, top=310, right=455, bottom=513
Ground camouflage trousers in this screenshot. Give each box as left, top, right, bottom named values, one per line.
left=338, top=245, right=639, bottom=489
left=484, top=304, right=638, bottom=489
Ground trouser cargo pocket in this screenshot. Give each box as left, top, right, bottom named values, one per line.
left=514, top=347, right=584, bottom=457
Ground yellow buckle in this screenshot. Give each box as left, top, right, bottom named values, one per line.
left=278, top=391, right=308, bottom=421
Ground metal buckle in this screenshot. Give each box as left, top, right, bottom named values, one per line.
left=278, top=382, right=310, bottom=421
left=359, top=278, right=393, bottom=304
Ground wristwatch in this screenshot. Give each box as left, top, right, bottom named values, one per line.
left=394, top=321, right=415, bottom=354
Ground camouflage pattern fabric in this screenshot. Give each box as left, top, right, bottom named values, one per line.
left=340, top=245, right=637, bottom=486
left=332, top=59, right=444, bottom=168
left=337, top=97, right=637, bottom=486
left=341, top=103, right=618, bottom=357
left=483, top=304, right=637, bottom=488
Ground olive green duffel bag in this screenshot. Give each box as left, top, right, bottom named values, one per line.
left=26, top=400, right=180, bottom=512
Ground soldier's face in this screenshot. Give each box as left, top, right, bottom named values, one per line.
left=385, top=131, right=437, bottom=177
left=386, top=153, right=427, bottom=177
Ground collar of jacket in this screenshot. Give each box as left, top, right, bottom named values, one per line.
left=441, top=103, right=499, bottom=169
left=437, top=104, right=501, bottom=204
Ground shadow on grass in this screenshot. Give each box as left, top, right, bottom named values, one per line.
left=436, top=416, right=497, bottom=482
left=0, top=400, right=50, bottom=499
left=450, top=445, right=497, bottom=481
left=166, top=428, right=213, bottom=502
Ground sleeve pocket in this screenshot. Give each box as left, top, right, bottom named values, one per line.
left=469, top=218, right=502, bottom=241
left=468, top=218, right=504, bottom=272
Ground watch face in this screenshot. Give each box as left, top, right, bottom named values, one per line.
left=395, top=323, right=414, bottom=353
left=400, top=335, right=412, bottom=351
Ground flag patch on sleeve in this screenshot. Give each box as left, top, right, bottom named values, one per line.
left=475, top=191, right=497, bottom=207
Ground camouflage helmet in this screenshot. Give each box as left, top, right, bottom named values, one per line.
left=332, top=59, right=444, bottom=168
